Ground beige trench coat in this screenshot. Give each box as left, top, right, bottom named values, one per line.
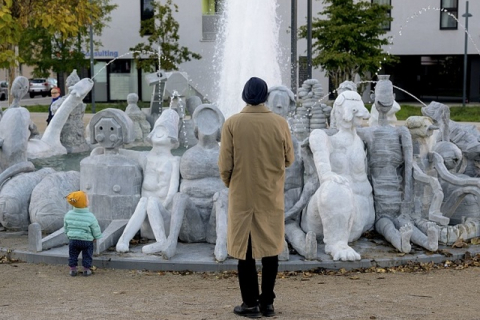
left=218, top=104, right=294, bottom=260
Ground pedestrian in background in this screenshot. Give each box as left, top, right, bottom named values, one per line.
left=47, top=86, right=61, bottom=125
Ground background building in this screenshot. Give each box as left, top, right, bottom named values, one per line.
left=87, top=0, right=480, bottom=104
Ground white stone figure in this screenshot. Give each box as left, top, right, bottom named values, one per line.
left=116, top=109, right=181, bottom=257
left=168, top=104, right=226, bottom=260
left=300, top=90, right=374, bottom=261
left=26, top=78, right=94, bottom=159
left=358, top=75, right=438, bottom=254
left=125, top=93, right=151, bottom=146
left=51, top=70, right=90, bottom=153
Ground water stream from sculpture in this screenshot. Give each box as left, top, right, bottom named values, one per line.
left=214, top=0, right=282, bottom=119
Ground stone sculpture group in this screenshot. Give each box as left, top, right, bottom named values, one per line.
left=2, top=73, right=480, bottom=263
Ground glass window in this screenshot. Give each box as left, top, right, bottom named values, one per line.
left=202, top=0, right=223, bottom=14
left=440, top=0, right=458, bottom=30
left=372, top=0, right=391, bottom=31
left=141, top=0, right=154, bottom=35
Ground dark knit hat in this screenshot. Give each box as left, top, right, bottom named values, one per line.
left=242, top=77, right=268, bottom=105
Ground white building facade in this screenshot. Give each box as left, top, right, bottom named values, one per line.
left=89, top=0, right=480, bottom=103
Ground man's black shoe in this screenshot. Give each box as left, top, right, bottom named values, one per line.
left=260, top=303, right=275, bottom=317
left=233, top=303, right=262, bottom=318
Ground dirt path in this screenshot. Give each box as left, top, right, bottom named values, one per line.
left=1, top=259, right=480, bottom=320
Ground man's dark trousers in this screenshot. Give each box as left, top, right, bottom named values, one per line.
left=237, top=235, right=278, bottom=307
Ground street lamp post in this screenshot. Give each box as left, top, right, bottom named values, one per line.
left=307, top=0, right=312, bottom=79
left=462, top=1, right=472, bottom=107
left=291, top=0, right=297, bottom=94
left=89, top=0, right=96, bottom=113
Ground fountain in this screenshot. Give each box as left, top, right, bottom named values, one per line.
left=215, top=0, right=282, bottom=119
left=4, top=2, right=480, bottom=272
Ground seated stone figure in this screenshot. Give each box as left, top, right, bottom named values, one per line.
left=358, top=76, right=438, bottom=254
left=171, top=104, right=226, bottom=258
left=296, top=90, right=374, bottom=261
left=116, top=109, right=181, bottom=257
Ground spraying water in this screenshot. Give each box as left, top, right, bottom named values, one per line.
left=214, top=0, right=282, bottom=119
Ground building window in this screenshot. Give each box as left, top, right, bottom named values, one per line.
left=202, top=0, right=223, bottom=41
left=440, top=0, right=458, bottom=30
left=141, top=0, right=154, bottom=35
left=372, top=0, right=391, bottom=31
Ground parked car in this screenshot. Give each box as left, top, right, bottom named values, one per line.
left=29, top=78, right=52, bottom=98
left=47, top=78, right=58, bottom=88
left=0, top=81, right=7, bottom=101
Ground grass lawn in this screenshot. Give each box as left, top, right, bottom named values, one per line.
left=27, top=102, right=480, bottom=122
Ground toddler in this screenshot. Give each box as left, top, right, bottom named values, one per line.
left=64, top=191, right=102, bottom=276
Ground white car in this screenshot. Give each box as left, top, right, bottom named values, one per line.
left=29, top=78, right=53, bottom=98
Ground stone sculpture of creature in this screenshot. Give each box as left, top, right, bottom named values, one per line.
left=27, top=78, right=94, bottom=159
left=358, top=76, right=438, bottom=253
left=295, top=90, right=374, bottom=261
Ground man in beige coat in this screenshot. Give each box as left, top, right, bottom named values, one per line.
left=218, top=77, right=294, bottom=318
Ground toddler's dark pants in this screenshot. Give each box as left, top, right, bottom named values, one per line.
left=68, top=239, right=94, bottom=269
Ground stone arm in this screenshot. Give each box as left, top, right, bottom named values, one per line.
left=309, top=129, right=348, bottom=184
left=399, top=126, right=414, bottom=203
left=164, top=156, right=180, bottom=208
left=412, top=160, right=448, bottom=225
left=430, top=152, right=480, bottom=188
left=284, top=139, right=319, bottom=221
left=118, top=149, right=148, bottom=168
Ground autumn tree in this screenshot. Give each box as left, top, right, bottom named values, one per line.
left=130, top=0, right=201, bottom=72
left=300, top=0, right=397, bottom=92
left=18, top=0, right=116, bottom=80
left=0, top=0, right=106, bottom=101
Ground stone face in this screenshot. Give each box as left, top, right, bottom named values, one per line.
left=29, top=171, right=80, bottom=233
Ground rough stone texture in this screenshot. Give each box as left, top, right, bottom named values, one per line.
left=0, top=107, right=30, bottom=171
left=59, top=102, right=90, bottom=153
left=0, top=167, right=55, bottom=230
left=80, top=154, right=142, bottom=224
left=124, top=93, right=151, bottom=147
left=29, top=171, right=80, bottom=233
left=27, top=78, right=94, bottom=159
left=27, top=222, right=42, bottom=252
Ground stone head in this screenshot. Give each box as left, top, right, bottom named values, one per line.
left=89, top=108, right=134, bottom=149
left=337, top=80, right=357, bottom=95
left=331, top=90, right=369, bottom=129
left=192, top=104, right=224, bottom=142
left=66, top=69, right=80, bottom=88
left=433, top=141, right=463, bottom=173
left=405, top=116, right=438, bottom=139
left=374, top=75, right=394, bottom=115
left=147, top=108, right=179, bottom=149
left=421, top=101, right=450, bottom=141
left=127, top=93, right=139, bottom=105
left=10, top=76, right=29, bottom=103
left=266, top=85, right=296, bottom=118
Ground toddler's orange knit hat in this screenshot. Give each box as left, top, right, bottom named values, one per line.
left=66, top=191, right=88, bottom=208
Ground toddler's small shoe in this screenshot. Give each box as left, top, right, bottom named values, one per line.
left=69, top=269, right=77, bottom=277
left=83, top=269, right=92, bottom=276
